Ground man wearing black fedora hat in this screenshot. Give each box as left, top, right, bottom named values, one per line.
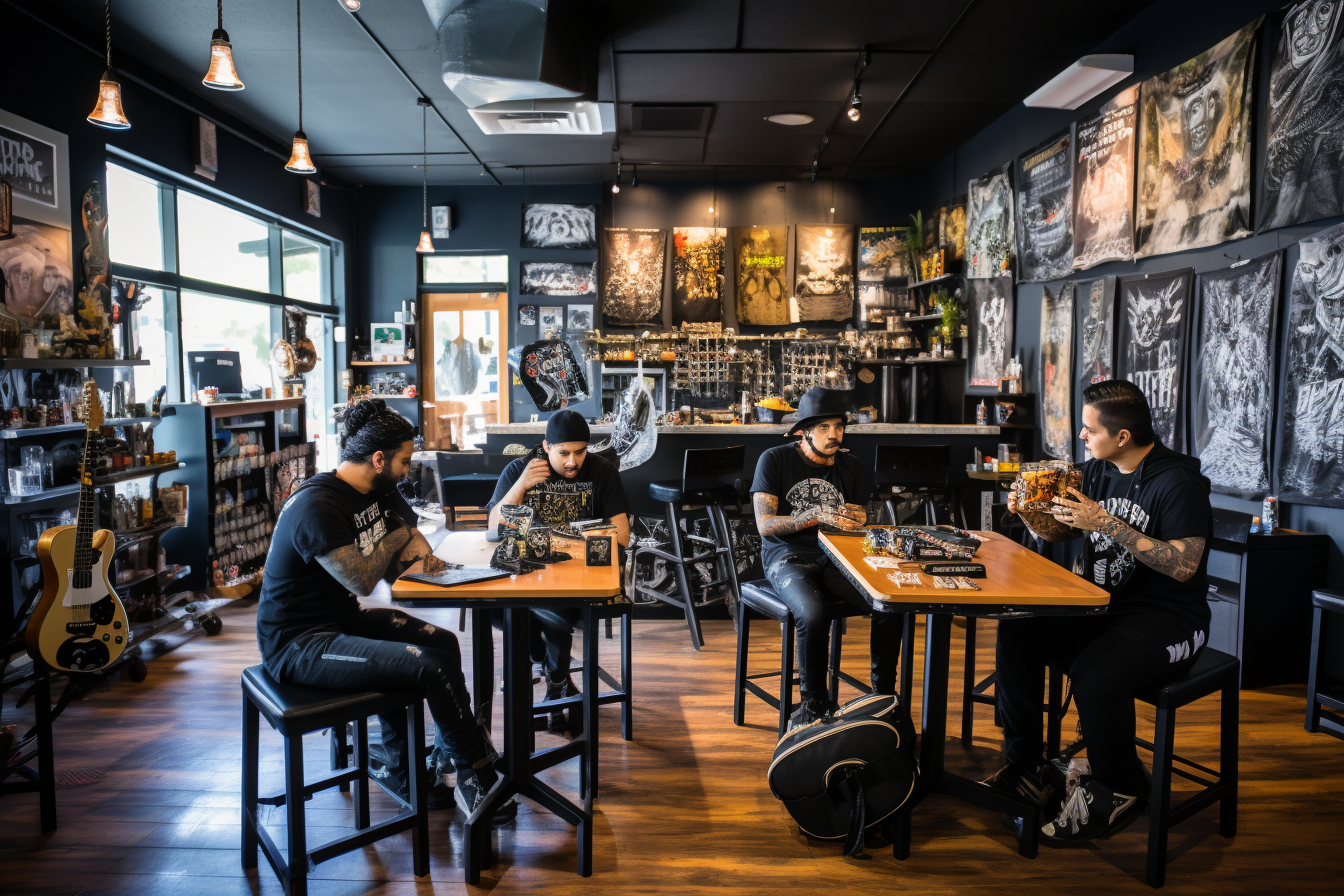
left=750, top=387, right=903, bottom=729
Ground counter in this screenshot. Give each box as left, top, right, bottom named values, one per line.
left=486, top=423, right=1001, bottom=437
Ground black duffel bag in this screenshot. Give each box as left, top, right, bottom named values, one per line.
left=767, top=693, right=919, bottom=856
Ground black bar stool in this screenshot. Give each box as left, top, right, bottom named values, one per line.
left=1307, top=589, right=1344, bottom=740
left=635, top=445, right=746, bottom=650
left=964, top=620, right=1070, bottom=754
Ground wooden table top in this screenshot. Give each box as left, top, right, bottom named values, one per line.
left=390, top=530, right=622, bottom=602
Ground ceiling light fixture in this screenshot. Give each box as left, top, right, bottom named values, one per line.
left=285, top=0, right=316, bottom=173
left=202, top=0, right=244, bottom=90
left=343, top=0, right=361, bottom=9
left=612, top=159, right=621, bottom=194
left=1024, top=54, right=1134, bottom=110
left=416, top=97, right=434, bottom=254
left=87, top=0, right=130, bottom=130
left=847, top=85, right=862, bottom=122
left=765, top=113, right=814, bottom=126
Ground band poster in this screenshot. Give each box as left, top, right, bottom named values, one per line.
left=1073, top=86, right=1137, bottom=270
left=1040, top=282, right=1074, bottom=461
left=1116, top=269, right=1193, bottom=452
left=601, top=227, right=666, bottom=327
left=794, top=223, right=855, bottom=322
left=965, top=163, right=1014, bottom=278
left=672, top=227, right=726, bottom=324
left=733, top=225, right=790, bottom=325
left=1016, top=130, right=1075, bottom=283
left=967, top=275, right=1015, bottom=388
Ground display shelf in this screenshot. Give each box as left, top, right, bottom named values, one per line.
left=0, top=358, right=150, bottom=370
left=206, top=398, right=304, bottom=418
left=904, top=273, right=962, bottom=289
left=905, top=357, right=965, bottom=365
left=1, top=413, right=170, bottom=440
left=3, top=483, right=80, bottom=506
left=94, top=461, right=184, bottom=487
left=112, top=519, right=179, bottom=544
left=350, top=361, right=412, bottom=367
left=902, top=313, right=945, bottom=322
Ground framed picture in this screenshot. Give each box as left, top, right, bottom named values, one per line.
left=518, top=305, right=537, bottom=326
left=567, top=304, right=594, bottom=333
left=3, top=217, right=73, bottom=322
left=370, top=323, right=405, bottom=361
left=520, top=261, right=595, bottom=296
left=304, top=179, right=321, bottom=218
left=538, top=306, right=563, bottom=339
left=193, top=116, right=218, bottom=181
left=522, top=203, right=598, bottom=249
left=0, top=107, right=71, bottom=229
left=432, top=205, right=452, bottom=239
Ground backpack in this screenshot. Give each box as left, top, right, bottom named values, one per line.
left=767, top=693, right=919, bottom=856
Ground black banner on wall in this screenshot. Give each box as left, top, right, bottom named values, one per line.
left=1040, top=282, right=1074, bottom=461
left=967, top=275, right=1015, bottom=389
left=601, top=228, right=666, bottom=327
left=672, top=227, right=726, bottom=324
left=1016, top=131, right=1074, bottom=284
left=1117, top=269, right=1193, bottom=452
left=966, top=163, right=1014, bottom=278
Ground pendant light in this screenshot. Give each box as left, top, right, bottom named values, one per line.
left=87, top=0, right=131, bottom=130
left=416, top=97, right=434, bottom=254
left=285, top=0, right=316, bottom=174
left=202, top=0, right=245, bottom=90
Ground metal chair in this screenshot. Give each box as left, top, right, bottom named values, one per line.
left=1307, top=589, right=1344, bottom=741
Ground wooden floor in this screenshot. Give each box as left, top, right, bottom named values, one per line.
left=3, top=593, right=1342, bottom=896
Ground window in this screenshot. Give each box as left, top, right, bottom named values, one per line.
left=423, top=254, right=508, bottom=284
left=127, top=285, right=174, bottom=402
left=180, top=292, right=273, bottom=394
left=177, top=191, right=271, bottom=292
left=283, top=231, right=323, bottom=302
left=106, top=163, right=163, bottom=270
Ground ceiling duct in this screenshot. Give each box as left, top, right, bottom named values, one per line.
left=468, top=99, right=613, bottom=135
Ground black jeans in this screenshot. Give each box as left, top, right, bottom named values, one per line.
left=765, top=553, right=903, bottom=706
left=996, top=611, right=1206, bottom=790
left=489, top=608, right=583, bottom=682
left=266, top=607, right=492, bottom=776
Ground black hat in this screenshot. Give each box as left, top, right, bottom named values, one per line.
left=546, top=409, right=591, bottom=445
left=786, top=387, right=853, bottom=436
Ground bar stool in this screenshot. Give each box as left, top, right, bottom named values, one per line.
left=635, top=445, right=746, bottom=650
left=963, top=620, right=1070, bottom=754
left=1307, top=589, right=1344, bottom=741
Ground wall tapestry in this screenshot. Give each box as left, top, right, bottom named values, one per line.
left=1116, top=269, right=1193, bottom=451
left=733, top=225, right=790, bottom=325
left=672, top=227, right=726, bottom=324
left=516, top=339, right=590, bottom=411
left=519, top=261, right=596, bottom=296
left=1075, top=275, right=1117, bottom=390
left=1040, top=281, right=1075, bottom=461
left=965, top=163, right=1014, bottom=278
left=1134, top=20, right=1260, bottom=259
left=858, top=226, right=911, bottom=283
left=1073, top=86, right=1138, bottom=270
left=1260, top=2, right=1344, bottom=230
left=1278, top=222, right=1344, bottom=507
left=1, top=219, right=73, bottom=322
left=967, top=275, right=1015, bottom=388
left=939, top=203, right=967, bottom=261
left=601, top=227, right=666, bottom=327
left=794, top=224, right=855, bottom=321
left=1192, top=252, right=1282, bottom=496
left=521, top=203, right=598, bottom=249
left=1016, top=131, right=1075, bottom=283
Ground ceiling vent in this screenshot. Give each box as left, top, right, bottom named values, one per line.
left=468, top=100, right=614, bottom=135
left=630, top=105, right=714, bottom=136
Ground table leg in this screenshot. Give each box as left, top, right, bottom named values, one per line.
left=581, top=604, right=599, bottom=809
left=471, top=609, right=494, bottom=732
left=920, top=614, right=951, bottom=788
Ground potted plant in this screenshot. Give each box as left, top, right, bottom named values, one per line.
left=904, top=211, right=925, bottom=281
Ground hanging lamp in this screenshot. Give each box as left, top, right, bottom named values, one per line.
left=87, top=0, right=131, bottom=130
left=203, top=0, right=245, bottom=90
left=416, top=97, right=434, bottom=253
left=285, top=0, right=316, bottom=173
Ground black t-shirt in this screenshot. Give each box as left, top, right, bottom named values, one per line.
left=485, top=446, right=630, bottom=529
left=256, top=472, right=403, bottom=662
left=751, top=443, right=868, bottom=568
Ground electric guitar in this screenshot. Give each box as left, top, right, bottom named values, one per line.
left=26, top=381, right=130, bottom=672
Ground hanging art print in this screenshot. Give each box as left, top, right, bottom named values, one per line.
left=940, top=203, right=967, bottom=261
left=1116, top=269, right=1193, bottom=451
left=1016, top=131, right=1075, bottom=283
left=967, top=275, right=1015, bottom=388
left=1277, top=222, right=1344, bottom=506
left=1133, top=20, right=1260, bottom=259
left=519, top=261, right=596, bottom=296
left=965, top=163, right=1014, bottom=278
left=1075, top=275, right=1117, bottom=389
left=516, top=339, right=590, bottom=411
left=1260, top=1, right=1344, bottom=230
left=521, top=203, right=598, bottom=249
left=1192, top=252, right=1282, bottom=496
left=794, top=224, right=855, bottom=321
left=601, top=227, right=666, bottom=327
left=733, top=225, right=790, bottom=325
left=1040, top=282, right=1074, bottom=461
left=672, top=227, right=726, bottom=324
left=1073, top=86, right=1137, bottom=270
left=858, top=226, right=911, bottom=283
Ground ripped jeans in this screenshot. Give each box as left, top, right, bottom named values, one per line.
left=266, top=607, right=492, bottom=777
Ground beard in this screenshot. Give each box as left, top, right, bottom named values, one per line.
left=372, top=467, right=405, bottom=496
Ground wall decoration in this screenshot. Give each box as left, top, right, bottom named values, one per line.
left=520, top=261, right=596, bottom=296
left=517, top=339, right=590, bottom=411
left=1116, top=269, right=1193, bottom=451
left=1133, top=20, right=1259, bottom=259
left=518, top=305, right=537, bottom=326
left=672, top=226, right=726, bottom=323
left=0, top=107, right=70, bottom=228
left=1260, top=2, right=1344, bottom=230
left=431, top=205, right=452, bottom=239
left=1, top=219, right=73, bottom=322
left=965, top=163, right=1014, bottom=278
left=601, top=227, right=666, bottom=327
left=0, top=182, right=11, bottom=241
left=967, top=275, right=1015, bottom=388
left=303, top=179, right=320, bottom=218
left=370, top=323, right=406, bottom=361
left=1192, top=252, right=1282, bottom=496
left=941, top=203, right=967, bottom=261
left=1075, top=275, right=1117, bottom=388
left=566, top=304, right=594, bottom=333
left=794, top=223, right=855, bottom=321
left=538, top=306, right=563, bottom=339
left=521, top=203, right=598, bottom=249
left=858, top=226, right=910, bottom=283
left=1016, top=130, right=1074, bottom=283
left=1040, top=282, right=1074, bottom=461
left=1278, top=221, right=1344, bottom=506
left=1072, top=86, right=1138, bottom=270
left=733, top=225, right=790, bottom=325
left=193, top=117, right=218, bottom=181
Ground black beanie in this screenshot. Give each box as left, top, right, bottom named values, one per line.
left=546, top=409, right=590, bottom=445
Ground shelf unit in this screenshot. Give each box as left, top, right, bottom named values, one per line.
left=0, top=358, right=150, bottom=370
left=349, top=361, right=412, bottom=367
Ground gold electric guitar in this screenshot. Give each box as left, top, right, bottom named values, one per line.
left=26, top=381, right=130, bottom=672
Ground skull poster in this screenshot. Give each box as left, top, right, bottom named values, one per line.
left=1133, top=20, right=1260, bottom=259
left=521, top=203, right=598, bottom=249
left=968, top=275, right=1015, bottom=388
left=601, top=228, right=666, bottom=327
left=1040, top=282, right=1075, bottom=461
left=1192, top=252, right=1282, bottom=496
left=733, top=225, right=790, bottom=325
left=516, top=339, right=590, bottom=412
left=1072, top=86, right=1137, bottom=271
left=1116, top=269, right=1193, bottom=451
left=1075, top=276, right=1117, bottom=390
left=1277, top=222, right=1344, bottom=506
left=672, top=227, right=726, bottom=324
left=519, top=261, right=596, bottom=296
left=1260, top=1, right=1344, bottom=231
left=794, top=224, right=856, bottom=322
left=1016, top=131, right=1075, bottom=284
left=965, top=163, right=1014, bottom=278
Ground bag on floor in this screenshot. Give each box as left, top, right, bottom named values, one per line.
left=767, top=693, right=918, bottom=856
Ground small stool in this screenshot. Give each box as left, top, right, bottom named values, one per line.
left=241, top=666, right=429, bottom=896
left=1307, top=589, right=1344, bottom=740
left=733, top=580, right=871, bottom=738
left=1133, top=647, right=1240, bottom=889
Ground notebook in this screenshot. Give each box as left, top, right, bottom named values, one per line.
left=400, top=566, right=511, bottom=588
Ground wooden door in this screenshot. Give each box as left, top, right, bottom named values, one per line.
left=420, top=293, right=509, bottom=450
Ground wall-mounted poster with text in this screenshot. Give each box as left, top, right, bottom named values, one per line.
left=522, top=203, right=598, bottom=249
left=601, top=228, right=666, bottom=327
left=794, top=223, right=855, bottom=322
left=966, top=163, right=1014, bottom=278
left=733, top=225, right=790, bottom=325
left=967, top=275, right=1015, bottom=388
left=1040, top=282, right=1074, bottom=461
left=672, top=227, right=726, bottom=324
left=1117, top=269, right=1193, bottom=451
left=1016, top=131, right=1074, bottom=283
left=1073, top=86, right=1137, bottom=270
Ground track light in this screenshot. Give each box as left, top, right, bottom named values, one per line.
left=343, top=0, right=361, bottom=9
left=417, top=97, right=434, bottom=254
left=612, top=183, right=620, bottom=194
left=203, top=1, right=245, bottom=90
left=285, top=0, right=316, bottom=173
left=612, top=159, right=621, bottom=193
left=847, top=87, right=862, bottom=122
left=88, top=0, right=130, bottom=130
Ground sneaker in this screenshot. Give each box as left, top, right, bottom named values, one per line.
left=543, top=676, right=581, bottom=733
left=1040, top=776, right=1145, bottom=844
left=455, top=766, right=518, bottom=825
left=786, top=698, right=833, bottom=733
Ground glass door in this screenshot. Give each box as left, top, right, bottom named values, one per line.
left=421, top=293, right=508, bottom=450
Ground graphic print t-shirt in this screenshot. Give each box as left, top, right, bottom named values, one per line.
left=256, top=472, right=401, bottom=663
left=751, top=443, right=866, bottom=568
left=486, top=447, right=629, bottom=529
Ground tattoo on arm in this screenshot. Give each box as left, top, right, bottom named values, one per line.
left=1103, top=521, right=1205, bottom=582
left=1019, top=510, right=1082, bottom=543
left=753, top=493, right=810, bottom=538
left=316, top=527, right=414, bottom=596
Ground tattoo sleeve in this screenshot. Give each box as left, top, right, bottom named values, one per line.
left=1018, top=509, right=1083, bottom=543
left=752, top=493, right=811, bottom=538
left=316, top=526, right=414, bottom=597
left=1102, top=519, right=1206, bottom=582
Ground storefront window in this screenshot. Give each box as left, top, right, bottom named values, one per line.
left=105, top=163, right=164, bottom=271
left=177, top=192, right=271, bottom=292
left=128, top=285, right=173, bottom=404
left=180, top=291, right=273, bottom=395
left=283, top=231, right=323, bottom=302
left=423, top=254, right=508, bottom=284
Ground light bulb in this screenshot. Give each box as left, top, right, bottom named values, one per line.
left=707, top=205, right=714, bottom=214
left=344, top=0, right=361, bottom=9
left=612, top=183, right=620, bottom=194
left=829, top=207, right=835, bottom=214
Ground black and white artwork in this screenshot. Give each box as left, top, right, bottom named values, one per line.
left=965, top=163, right=1014, bottom=278
left=519, top=261, right=596, bottom=296
left=1116, top=269, right=1193, bottom=451
left=538, top=305, right=563, bottom=339
left=1075, top=276, right=1117, bottom=388
left=521, top=203, right=598, bottom=249
left=602, top=228, right=666, bottom=327
left=1134, top=20, right=1259, bottom=258
left=1073, top=86, right=1138, bottom=270
left=1277, top=222, right=1344, bottom=506
left=1260, top=1, right=1344, bottom=230
left=1040, top=282, right=1074, bottom=461
left=794, top=224, right=856, bottom=321
left=1193, top=252, right=1282, bottom=496
left=518, top=305, right=536, bottom=327
left=1016, top=131, right=1074, bottom=283
left=968, top=275, right=1015, bottom=388
left=566, top=304, right=594, bottom=333
left=517, top=339, right=590, bottom=412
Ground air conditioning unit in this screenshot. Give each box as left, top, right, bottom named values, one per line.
left=467, top=100, right=614, bottom=136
